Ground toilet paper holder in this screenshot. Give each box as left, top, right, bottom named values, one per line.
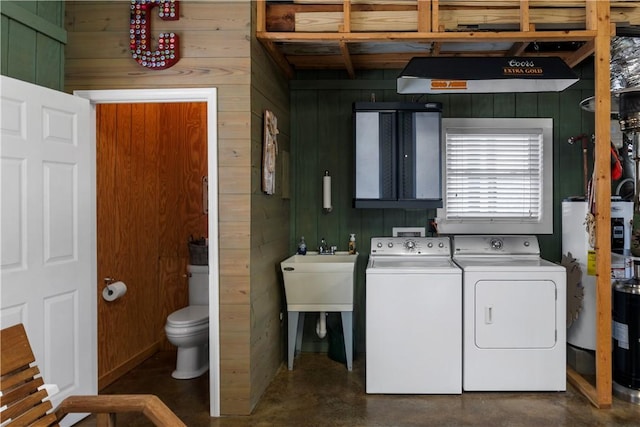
left=102, top=277, right=127, bottom=302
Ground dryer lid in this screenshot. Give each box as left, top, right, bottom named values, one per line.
left=167, top=305, right=208, bottom=326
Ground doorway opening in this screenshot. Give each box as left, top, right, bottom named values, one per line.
left=74, top=88, right=220, bottom=417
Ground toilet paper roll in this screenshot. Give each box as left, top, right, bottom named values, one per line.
left=102, top=281, right=127, bottom=302
left=323, top=174, right=332, bottom=211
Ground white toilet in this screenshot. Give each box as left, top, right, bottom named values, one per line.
left=165, top=264, right=209, bottom=379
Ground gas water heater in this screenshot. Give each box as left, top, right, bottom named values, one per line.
left=562, top=198, right=633, bottom=350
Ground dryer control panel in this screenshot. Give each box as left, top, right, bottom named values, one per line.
left=453, top=235, right=540, bottom=256
left=370, top=237, right=451, bottom=256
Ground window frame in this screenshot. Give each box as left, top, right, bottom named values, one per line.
left=436, top=117, right=554, bottom=234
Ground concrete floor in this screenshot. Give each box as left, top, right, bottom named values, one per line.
left=76, top=351, right=640, bottom=426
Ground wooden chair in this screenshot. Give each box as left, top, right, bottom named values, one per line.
left=1, top=323, right=186, bottom=427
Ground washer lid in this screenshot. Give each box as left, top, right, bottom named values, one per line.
left=167, top=305, right=209, bottom=326
left=368, top=256, right=460, bottom=273
left=372, top=258, right=456, bottom=268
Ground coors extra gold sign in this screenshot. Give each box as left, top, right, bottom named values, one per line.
left=503, top=59, right=544, bottom=76
left=397, top=57, right=578, bottom=94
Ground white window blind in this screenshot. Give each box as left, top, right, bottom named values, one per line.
left=445, top=128, right=544, bottom=222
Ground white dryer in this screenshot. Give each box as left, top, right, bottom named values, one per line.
left=453, top=235, right=566, bottom=391
left=366, top=236, right=462, bottom=394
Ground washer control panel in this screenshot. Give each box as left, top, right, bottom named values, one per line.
left=370, top=237, right=451, bottom=256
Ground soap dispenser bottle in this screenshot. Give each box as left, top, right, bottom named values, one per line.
left=297, top=236, right=307, bottom=255
left=348, top=234, right=356, bottom=254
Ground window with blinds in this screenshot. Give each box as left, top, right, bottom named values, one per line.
left=437, top=118, right=553, bottom=234
left=445, top=129, right=543, bottom=220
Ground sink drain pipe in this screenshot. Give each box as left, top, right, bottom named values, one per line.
left=316, top=312, right=327, bottom=339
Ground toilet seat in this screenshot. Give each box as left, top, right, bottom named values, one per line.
left=166, top=305, right=208, bottom=328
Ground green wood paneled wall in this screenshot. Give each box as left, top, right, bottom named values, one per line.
left=0, top=0, right=65, bottom=91
left=290, top=61, right=597, bottom=353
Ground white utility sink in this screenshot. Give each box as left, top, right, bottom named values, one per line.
left=281, top=252, right=358, bottom=312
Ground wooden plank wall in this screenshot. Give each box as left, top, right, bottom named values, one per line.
left=64, top=1, right=283, bottom=415
left=96, top=102, right=207, bottom=389
left=0, top=0, right=65, bottom=90
left=290, top=63, right=595, bottom=353
left=249, top=5, right=291, bottom=410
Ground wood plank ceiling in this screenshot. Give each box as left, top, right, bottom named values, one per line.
left=256, top=0, right=640, bottom=78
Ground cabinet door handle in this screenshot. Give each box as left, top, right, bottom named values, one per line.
left=485, top=306, right=493, bottom=324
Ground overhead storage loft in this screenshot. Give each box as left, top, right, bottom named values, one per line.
left=256, top=0, right=640, bottom=78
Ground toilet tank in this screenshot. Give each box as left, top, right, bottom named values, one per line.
left=188, top=264, right=209, bottom=305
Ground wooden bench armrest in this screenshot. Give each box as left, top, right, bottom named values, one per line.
left=55, top=394, right=186, bottom=427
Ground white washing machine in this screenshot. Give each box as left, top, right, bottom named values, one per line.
left=453, top=235, right=566, bottom=391
left=366, top=236, right=462, bottom=394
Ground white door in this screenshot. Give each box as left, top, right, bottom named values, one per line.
left=1, top=76, right=96, bottom=425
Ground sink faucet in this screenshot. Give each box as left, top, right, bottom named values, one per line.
left=319, top=238, right=336, bottom=255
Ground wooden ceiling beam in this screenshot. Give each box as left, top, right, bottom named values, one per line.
left=565, top=39, right=595, bottom=68
left=507, top=42, right=530, bottom=56
left=342, top=0, right=351, bottom=33
left=418, top=0, right=431, bottom=32
left=337, top=1, right=355, bottom=78
left=432, top=0, right=440, bottom=32
left=520, top=0, right=530, bottom=31
left=257, top=0, right=266, bottom=32
left=257, top=30, right=597, bottom=44
left=508, top=22, right=535, bottom=56
left=339, top=41, right=356, bottom=78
